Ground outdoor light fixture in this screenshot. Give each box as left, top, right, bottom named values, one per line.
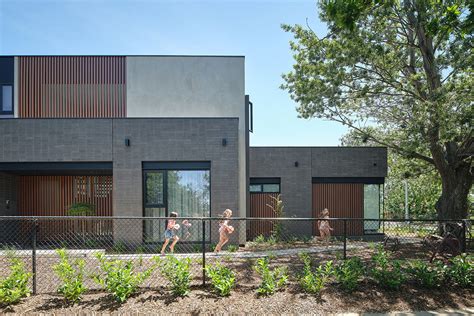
left=294, top=161, right=299, bottom=167
left=222, top=138, right=227, bottom=146
left=5, top=200, right=10, bottom=210
left=373, top=162, right=377, bottom=166
left=125, top=138, right=131, bottom=147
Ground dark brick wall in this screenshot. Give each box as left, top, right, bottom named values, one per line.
left=0, top=172, right=18, bottom=242
left=0, top=118, right=240, bottom=243
left=249, top=147, right=387, bottom=235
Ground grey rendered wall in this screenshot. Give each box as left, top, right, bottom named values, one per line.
left=112, top=118, right=240, bottom=243
left=126, top=56, right=247, bottom=221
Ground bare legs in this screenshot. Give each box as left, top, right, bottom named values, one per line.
left=214, top=231, right=229, bottom=253
left=161, top=236, right=179, bottom=254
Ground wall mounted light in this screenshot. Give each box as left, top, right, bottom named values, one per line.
left=294, top=161, right=299, bottom=167
left=373, top=162, right=377, bottom=166
left=5, top=200, right=10, bottom=210
left=125, top=138, right=131, bottom=147
left=222, top=138, right=227, bottom=147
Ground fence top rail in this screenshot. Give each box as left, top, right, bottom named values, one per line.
left=0, top=216, right=470, bottom=222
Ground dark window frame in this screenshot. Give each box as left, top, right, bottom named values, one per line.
left=0, top=84, right=13, bottom=115
left=249, top=178, right=281, bottom=193
left=142, top=162, right=212, bottom=243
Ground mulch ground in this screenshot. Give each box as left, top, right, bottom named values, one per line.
left=1, top=241, right=471, bottom=314
left=0, top=283, right=472, bottom=315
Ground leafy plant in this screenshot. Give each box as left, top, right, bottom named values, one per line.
left=253, top=235, right=266, bottom=244
left=298, top=253, right=333, bottom=295
left=446, top=254, right=473, bottom=288
left=205, top=261, right=235, bottom=296
left=254, top=257, right=288, bottom=296
left=0, top=256, right=32, bottom=306
left=155, top=255, right=192, bottom=296
left=334, top=257, right=364, bottom=292
left=112, top=241, right=127, bottom=254
left=93, top=253, right=154, bottom=303
left=370, top=245, right=406, bottom=290
left=408, top=260, right=445, bottom=288
left=53, top=249, right=87, bottom=303
left=267, top=194, right=285, bottom=241
left=67, top=203, right=95, bottom=216
left=226, top=245, right=239, bottom=252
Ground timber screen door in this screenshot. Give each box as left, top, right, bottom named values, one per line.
left=143, top=162, right=211, bottom=242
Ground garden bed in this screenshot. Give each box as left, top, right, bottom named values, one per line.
left=1, top=283, right=472, bottom=315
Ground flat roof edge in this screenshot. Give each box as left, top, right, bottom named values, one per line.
left=1, top=55, right=245, bottom=58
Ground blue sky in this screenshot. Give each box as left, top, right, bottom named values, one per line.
left=0, top=0, right=348, bottom=146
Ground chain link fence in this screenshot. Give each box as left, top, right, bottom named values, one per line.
left=0, top=216, right=471, bottom=294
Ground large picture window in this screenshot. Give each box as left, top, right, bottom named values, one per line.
left=143, top=163, right=210, bottom=242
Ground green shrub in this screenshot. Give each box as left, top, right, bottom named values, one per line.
left=254, top=257, right=288, bottom=296
left=254, top=235, right=265, bottom=243
left=0, top=257, right=32, bottom=306
left=334, top=257, right=364, bottom=292
left=112, top=241, right=127, bottom=254
left=67, top=202, right=95, bottom=216
left=53, top=249, right=87, bottom=303
left=298, top=253, right=333, bottom=295
left=447, top=254, right=473, bottom=288
left=408, top=260, right=445, bottom=288
left=226, top=245, right=239, bottom=252
left=155, top=255, right=192, bottom=296
left=205, top=262, right=235, bottom=296
left=93, top=253, right=154, bottom=303
left=370, top=245, right=405, bottom=290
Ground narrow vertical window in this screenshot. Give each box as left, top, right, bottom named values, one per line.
left=1, top=85, right=13, bottom=114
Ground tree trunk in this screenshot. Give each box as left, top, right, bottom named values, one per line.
left=435, top=161, right=472, bottom=220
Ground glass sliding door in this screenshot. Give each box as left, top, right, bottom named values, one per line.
left=143, top=166, right=210, bottom=243
left=363, top=184, right=381, bottom=232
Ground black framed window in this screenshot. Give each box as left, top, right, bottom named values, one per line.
left=143, top=162, right=211, bottom=242
left=0, top=84, right=13, bottom=115
left=249, top=178, right=280, bottom=193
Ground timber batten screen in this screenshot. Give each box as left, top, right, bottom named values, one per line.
left=18, top=56, right=126, bottom=118
left=312, top=183, right=364, bottom=236
left=17, top=175, right=113, bottom=241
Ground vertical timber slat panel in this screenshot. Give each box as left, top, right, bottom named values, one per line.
left=249, top=193, right=278, bottom=240
left=17, top=176, right=113, bottom=242
left=18, top=56, right=126, bottom=118
left=312, top=183, right=364, bottom=236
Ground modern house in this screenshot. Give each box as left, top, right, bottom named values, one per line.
left=0, top=55, right=387, bottom=244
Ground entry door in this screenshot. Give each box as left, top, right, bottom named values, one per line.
left=312, top=183, right=364, bottom=236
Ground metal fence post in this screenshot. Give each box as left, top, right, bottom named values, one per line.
left=461, top=220, right=467, bottom=253
left=343, top=219, right=347, bottom=260
left=202, top=218, right=206, bottom=286
left=31, top=218, right=38, bottom=295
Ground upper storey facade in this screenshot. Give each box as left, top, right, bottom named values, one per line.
left=0, top=55, right=245, bottom=120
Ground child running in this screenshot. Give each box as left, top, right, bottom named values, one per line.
left=161, top=212, right=180, bottom=255
left=214, top=209, right=234, bottom=253
left=318, top=208, right=334, bottom=244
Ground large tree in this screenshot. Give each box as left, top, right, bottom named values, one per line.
left=282, top=0, right=473, bottom=219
